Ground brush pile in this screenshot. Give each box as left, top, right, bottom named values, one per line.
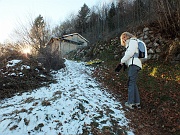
left=0, top=54, right=56, bottom=100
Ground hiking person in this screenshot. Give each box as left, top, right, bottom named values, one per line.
left=119, top=32, right=143, bottom=109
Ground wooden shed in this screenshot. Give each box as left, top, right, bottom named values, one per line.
left=46, top=33, right=89, bottom=57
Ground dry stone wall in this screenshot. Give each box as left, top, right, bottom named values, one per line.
left=137, top=27, right=162, bottom=60
left=136, top=27, right=179, bottom=63
left=67, top=27, right=179, bottom=63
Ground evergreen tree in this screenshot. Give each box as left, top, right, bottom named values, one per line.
left=107, top=2, right=116, bottom=31
left=30, top=15, right=49, bottom=51
left=75, top=4, right=90, bottom=34
left=88, top=11, right=99, bottom=32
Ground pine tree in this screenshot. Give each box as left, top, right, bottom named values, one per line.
left=30, top=15, right=48, bottom=52
left=75, top=4, right=90, bottom=34
left=108, top=2, right=116, bottom=31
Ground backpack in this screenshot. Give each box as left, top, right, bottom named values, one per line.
left=133, top=39, right=148, bottom=63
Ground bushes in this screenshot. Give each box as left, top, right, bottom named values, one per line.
left=38, top=52, right=65, bottom=71
left=0, top=44, right=65, bottom=99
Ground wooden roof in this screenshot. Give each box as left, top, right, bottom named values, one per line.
left=46, top=33, right=89, bottom=46
left=62, top=33, right=89, bottom=43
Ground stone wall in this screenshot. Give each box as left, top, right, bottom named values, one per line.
left=67, top=27, right=180, bottom=63
left=136, top=27, right=180, bottom=63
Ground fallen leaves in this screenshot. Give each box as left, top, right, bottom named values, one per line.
left=92, top=60, right=180, bottom=135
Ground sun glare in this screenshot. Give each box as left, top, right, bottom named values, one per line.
left=23, top=48, right=31, bottom=54
left=21, top=46, right=32, bottom=55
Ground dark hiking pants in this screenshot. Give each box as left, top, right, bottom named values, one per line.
left=128, top=65, right=141, bottom=104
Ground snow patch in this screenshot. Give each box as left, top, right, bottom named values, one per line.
left=0, top=60, right=134, bottom=135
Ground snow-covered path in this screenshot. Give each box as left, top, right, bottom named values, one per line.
left=0, top=60, right=134, bottom=135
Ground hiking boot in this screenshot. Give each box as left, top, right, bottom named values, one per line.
left=135, top=103, right=141, bottom=109
left=125, top=102, right=135, bottom=109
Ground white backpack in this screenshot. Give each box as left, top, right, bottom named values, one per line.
left=133, top=39, right=148, bottom=63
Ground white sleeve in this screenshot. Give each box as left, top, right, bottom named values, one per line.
left=121, top=40, right=138, bottom=63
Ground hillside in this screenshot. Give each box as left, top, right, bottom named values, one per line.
left=67, top=26, right=180, bottom=135
left=0, top=26, right=179, bottom=135
left=0, top=0, right=179, bottom=134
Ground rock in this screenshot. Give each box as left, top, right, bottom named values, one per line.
left=153, top=54, right=160, bottom=59
left=175, top=38, right=179, bottom=42
left=148, top=48, right=155, bottom=54
left=143, top=27, right=149, bottom=33
left=148, top=54, right=152, bottom=59
left=156, top=47, right=161, bottom=53
left=153, top=42, right=159, bottom=47
left=136, top=31, right=141, bottom=36
left=150, top=36, right=155, bottom=42
left=149, top=31, right=154, bottom=34
left=114, top=55, right=119, bottom=59
left=175, top=54, right=180, bottom=61
left=144, top=39, right=151, bottom=44
left=139, top=33, right=144, bottom=38
left=143, top=35, right=148, bottom=39
left=147, top=42, right=153, bottom=48
left=139, top=37, right=143, bottom=40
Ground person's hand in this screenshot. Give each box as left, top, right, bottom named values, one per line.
left=123, top=63, right=127, bottom=71
left=115, top=63, right=123, bottom=72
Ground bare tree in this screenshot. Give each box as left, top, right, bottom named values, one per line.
left=153, top=0, right=180, bottom=36
left=12, top=14, right=52, bottom=56
left=52, top=13, right=77, bottom=37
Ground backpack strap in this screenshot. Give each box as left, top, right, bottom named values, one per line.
left=127, top=38, right=138, bottom=65
left=131, top=39, right=139, bottom=58
left=132, top=57, right=134, bottom=65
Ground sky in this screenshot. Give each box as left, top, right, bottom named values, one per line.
left=0, top=0, right=113, bottom=43
left=0, top=59, right=134, bottom=135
